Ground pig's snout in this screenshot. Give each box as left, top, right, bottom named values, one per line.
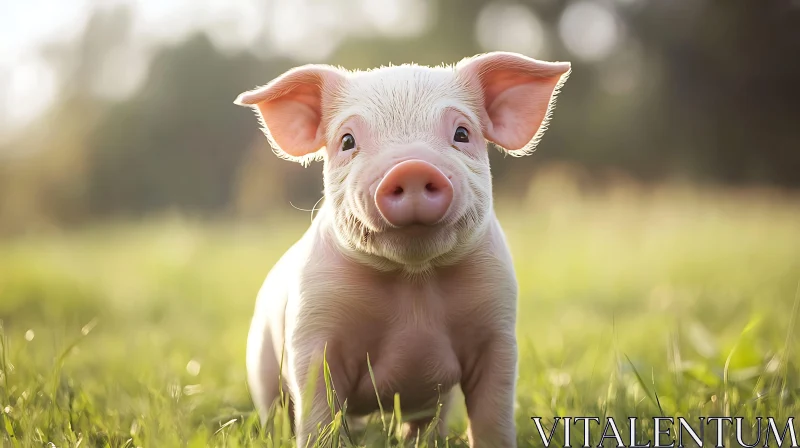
left=374, top=160, right=454, bottom=227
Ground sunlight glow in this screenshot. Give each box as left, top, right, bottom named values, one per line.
left=266, top=0, right=342, bottom=61
left=476, top=3, right=547, bottom=58
left=203, top=0, right=264, bottom=54
left=0, top=0, right=90, bottom=130
left=3, top=57, right=58, bottom=129
left=360, top=0, right=430, bottom=38
left=559, top=0, right=620, bottom=62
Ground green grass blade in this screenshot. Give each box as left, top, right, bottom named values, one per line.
left=366, top=353, right=387, bottom=433
left=624, top=354, right=664, bottom=416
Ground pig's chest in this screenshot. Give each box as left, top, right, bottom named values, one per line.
left=343, top=323, right=461, bottom=416
left=329, top=288, right=463, bottom=416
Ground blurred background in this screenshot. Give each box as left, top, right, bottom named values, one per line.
left=1, top=0, right=798, bottom=233
left=1, top=1, right=800, bottom=445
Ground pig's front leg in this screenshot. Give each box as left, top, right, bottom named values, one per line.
left=288, top=341, right=348, bottom=448
left=461, top=332, right=518, bottom=448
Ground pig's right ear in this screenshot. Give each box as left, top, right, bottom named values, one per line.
left=234, top=65, right=347, bottom=164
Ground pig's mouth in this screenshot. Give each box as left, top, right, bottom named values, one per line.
left=357, top=211, right=453, bottom=240
left=337, top=195, right=482, bottom=268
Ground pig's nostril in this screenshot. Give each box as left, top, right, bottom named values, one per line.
left=425, top=183, right=438, bottom=193
left=393, top=186, right=404, bottom=196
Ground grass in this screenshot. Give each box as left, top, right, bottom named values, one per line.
left=1, top=171, right=799, bottom=447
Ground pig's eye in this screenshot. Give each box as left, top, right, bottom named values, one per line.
left=453, top=126, right=469, bottom=143
left=341, top=133, right=356, bottom=151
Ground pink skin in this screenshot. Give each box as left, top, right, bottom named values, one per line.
left=235, top=52, right=572, bottom=448
left=325, top=111, right=483, bottom=269
left=374, top=159, right=454, bottom=227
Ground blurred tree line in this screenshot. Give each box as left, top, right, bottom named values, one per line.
left=0, top=0, right=798, bottom=234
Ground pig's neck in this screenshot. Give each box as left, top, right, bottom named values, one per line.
left=314, top=203, right=495, bottom=278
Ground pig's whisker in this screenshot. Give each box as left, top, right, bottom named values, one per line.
left=310, top=196, right=325, bottom=223
left=288, top=196, right=326, bottom=224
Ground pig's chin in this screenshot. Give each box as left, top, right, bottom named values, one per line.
left=358, top=204, right=481, bottom=268
left=371, top=223, right=460, bottom=266
left=388, top=222, right=444, bottom=237
left=333, top=210, right=460, bottom=268
left=331, top=192, right=485, bottom=270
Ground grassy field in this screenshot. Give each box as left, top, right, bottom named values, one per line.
left=1, top=173, right=799, bottom=447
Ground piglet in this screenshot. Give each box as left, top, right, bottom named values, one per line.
left=234, top=51, right=571, bottom=447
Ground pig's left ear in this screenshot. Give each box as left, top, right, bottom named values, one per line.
left=234, top=65, right=347, bottom=165
left=456, top=52, right=571, bottom=156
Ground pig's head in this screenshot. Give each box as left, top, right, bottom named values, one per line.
left=235, top=52, right=570, bottom=271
